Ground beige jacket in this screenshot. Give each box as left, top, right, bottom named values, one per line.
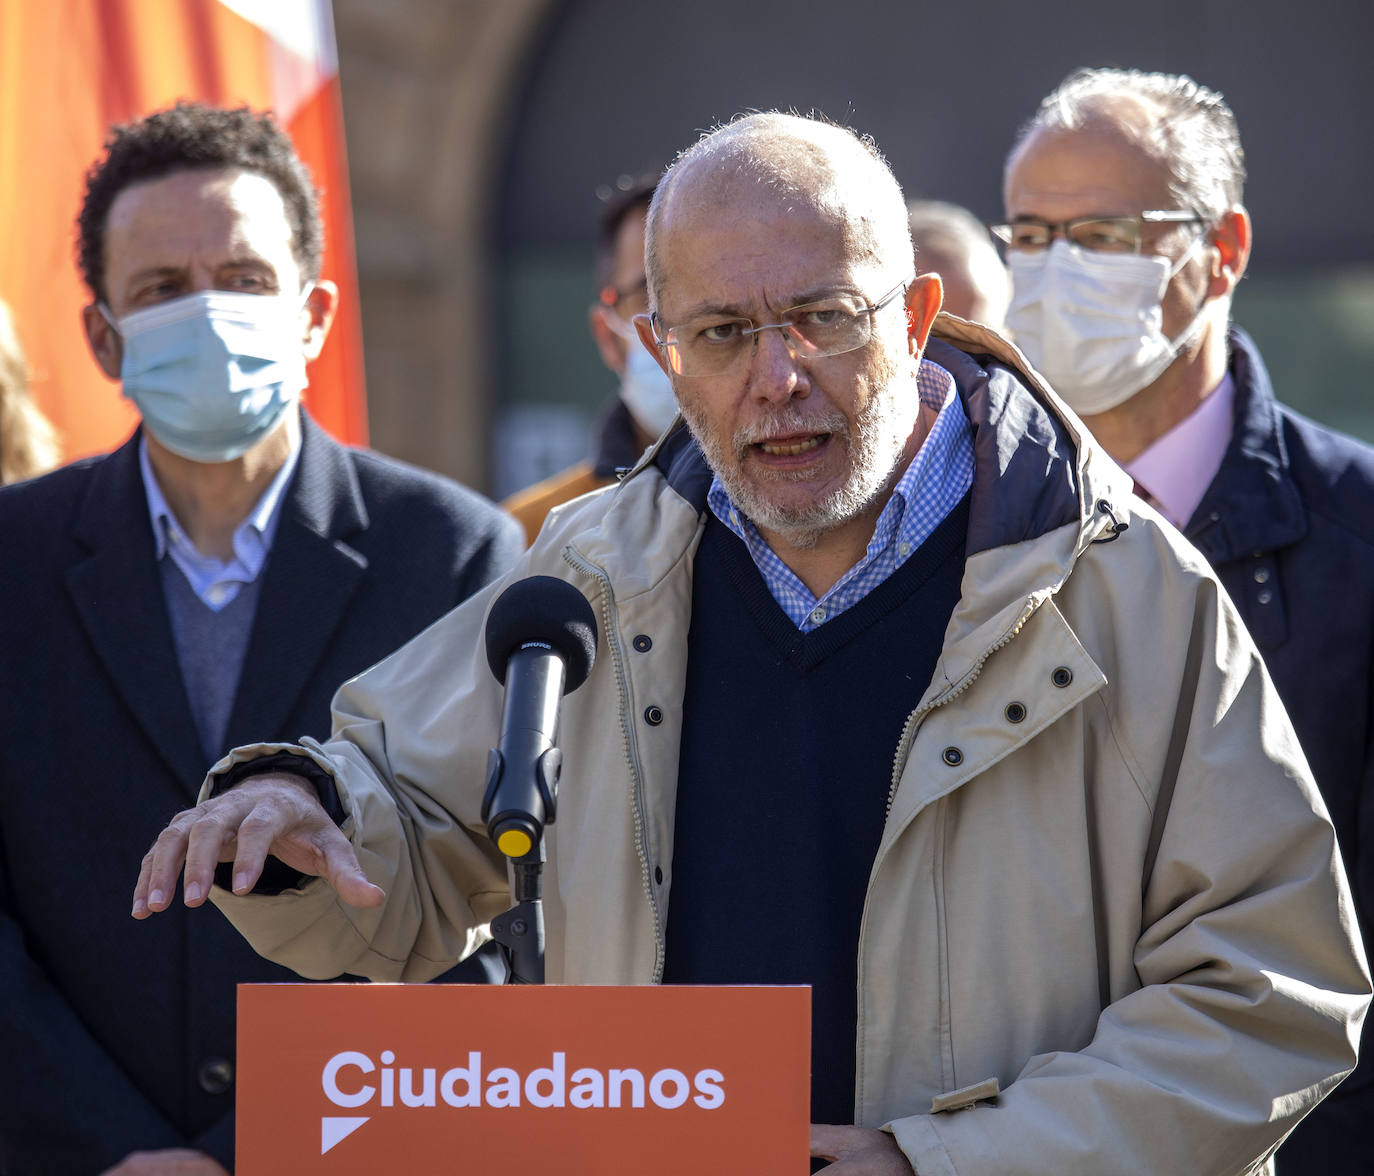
left=500, top=459, right=611, bottom=547
left=210, top=318, right=1370, bottom=1175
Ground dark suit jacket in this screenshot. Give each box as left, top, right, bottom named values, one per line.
left=1189, top=331, right=1374, bottom=1173
left=0, top=413, right=523, bottom=1173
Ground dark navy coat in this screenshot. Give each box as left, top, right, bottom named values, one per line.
left=0, top=412, right=522, bottom=1173
left=1187, top=331, right=1374, bottom=1171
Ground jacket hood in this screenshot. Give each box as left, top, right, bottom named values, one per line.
left=915, top=316, right=1135, bottom=701
left=562, top=313, right=1135, bottom=689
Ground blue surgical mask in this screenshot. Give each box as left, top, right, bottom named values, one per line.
left=103, top=288, right=312, bottom=463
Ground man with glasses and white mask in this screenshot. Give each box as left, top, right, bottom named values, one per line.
left=997, top=68, right=1374, bottom=1172
left=133, top=111, right=1366, bottom=1175
left=0, top=103, right=521, bottom=1175
left=503, top=173, right=676, bottom=544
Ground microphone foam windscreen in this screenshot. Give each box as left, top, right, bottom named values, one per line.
left=484, top=575, right=599, bottom=692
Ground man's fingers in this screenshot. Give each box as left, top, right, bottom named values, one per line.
left=99, top=1147, right=230, bottom=1175
left=808, top=1124, right=913, bottom=1175
left=132, top=774, right=332, bottom=917
left=810, top=1123, right=845, bottom=1162
left=132, top=848, right=157, bottom=919
left=226, top=792, right=377, bottom=902
left=137, top=815, right=197, bottom=914
left=228, top=803, right=290, bottom=894
left=182, top=808, right=239, bottom=904
left=323, top=838, right=387, bottom=909
left=133, top=774, right=378, bottom=914
left=134, top=799, right=243, bottom=916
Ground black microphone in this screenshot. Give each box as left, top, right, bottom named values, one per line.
left=481, top=576, right=597, bottom=860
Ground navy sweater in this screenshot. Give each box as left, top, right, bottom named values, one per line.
left=663, top=496, right=970, bottom=1124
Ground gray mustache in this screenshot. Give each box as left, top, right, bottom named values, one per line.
left=733, top=409, right=849, bottom=450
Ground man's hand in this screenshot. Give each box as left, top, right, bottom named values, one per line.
left=810, top=1124, right=915, bottom=1174
left=99, top=1147, right=230, bottom=1175
left=131, top=773, right=385, bottom=918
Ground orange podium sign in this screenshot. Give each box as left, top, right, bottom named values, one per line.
left=237, top=983, right=810, bottom=1174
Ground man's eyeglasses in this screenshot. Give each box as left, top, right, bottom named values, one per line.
left=988, top=210, right=1204, bottom=255
left=642, top=280, right=909, bottom=378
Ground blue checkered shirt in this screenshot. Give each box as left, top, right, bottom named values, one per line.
left=707, top=359, right=973, bottom=632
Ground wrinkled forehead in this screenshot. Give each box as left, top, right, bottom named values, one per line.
left=653, top=164, right=893, bottom=313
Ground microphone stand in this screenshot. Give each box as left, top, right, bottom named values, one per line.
left=489, top=844, right=547, bottom=985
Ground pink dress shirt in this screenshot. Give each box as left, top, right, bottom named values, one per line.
left=1124, top=372, right=1235, bottom=530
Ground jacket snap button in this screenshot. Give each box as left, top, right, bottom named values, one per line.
left=197, top=1056, right=234, bottom=1094
left=1051, top=667, right=1073, bottom=688
left=1257, top=589, right=1273, bottom=605
left=942, top=747, right=963, bottom=766
left=644, top=706, right=664, bottom=726
left=633, top=634, right=653, bottom=652
left=1005, top=702, right=1027, bottom=723
left=1252, top=568, right=1270, bottom=584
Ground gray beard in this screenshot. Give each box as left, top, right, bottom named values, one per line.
left=680, top=370, right=916, bottom=551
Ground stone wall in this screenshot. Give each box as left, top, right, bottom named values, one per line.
left=332, top=0, right=554, bottom=490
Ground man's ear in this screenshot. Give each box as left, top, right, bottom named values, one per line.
left=82, top=303, right=122, bottom=380
left=905, top=272, right=943, bottom=356
left=589, top=305, right=629, bottom=375
left=1208, top=206, right=1251, bottom=299
left=302, top=280, right=339, bottom=361
left=633, top=313, right=674, bottom=378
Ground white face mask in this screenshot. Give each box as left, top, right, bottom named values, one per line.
left=1005, top=237, right=1208, bottom=415
left=608, top=316, right=679, bottom=437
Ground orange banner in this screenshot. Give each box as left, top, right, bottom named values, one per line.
left=238, top=983, right=811, bottom=1173
left=0, top=0, right=366, bottom=464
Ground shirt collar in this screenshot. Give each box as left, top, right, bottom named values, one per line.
left=139, top=429, right=301, bottom=567
left=1125, top=371, right=1235, bottom=530
left=706, top=358, right=965, bottom=625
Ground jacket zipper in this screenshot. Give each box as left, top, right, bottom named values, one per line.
left=856, top=597, right=1041, bottom=1121
left=561, top=548, right=666, bottom=982
left=885, top=596, right=1040, bottom=816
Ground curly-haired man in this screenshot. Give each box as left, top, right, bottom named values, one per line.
left=0, top=102, right=521, bottom=1174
